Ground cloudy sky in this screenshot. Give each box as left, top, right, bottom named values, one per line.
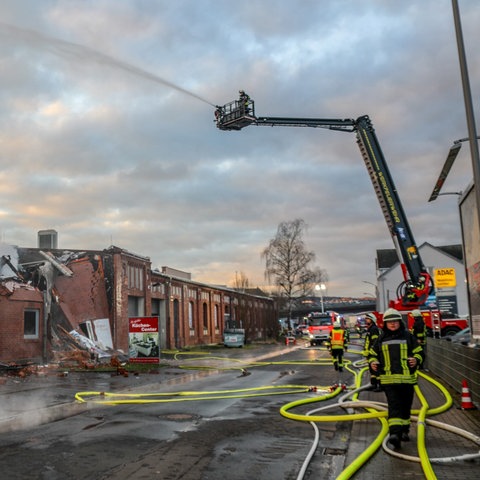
left=0, top=1, right=478, bottom=297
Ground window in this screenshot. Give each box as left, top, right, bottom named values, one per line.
left=203, top=302, right=208, bottom=331
left=127, top=264, right=144, bottom=290
left=128, top=296, right=145, bottom=317
left=189, top=301, right=194, bottom=330
left=24, top=309, right=40, bottom=339
left=214, top=305, right=219, bottom=329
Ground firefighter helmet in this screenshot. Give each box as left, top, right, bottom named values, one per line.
left=333, top=321, right=341, bottom=328
left=365, top=312, right=376, bottom=323
left=383, top=308, right=402, bottom=322
left=411, top=309, right=422, bottom=318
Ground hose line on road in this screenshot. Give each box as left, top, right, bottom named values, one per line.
left=75, top=384, right=324, bottom=404
left=73, top=345, right=480, bottom=479
left=161, top=345, right=480, bottom=479
left=176, top=358, right=336, bottom=372
left=162, top=349, right=338, bottom=373
left=74, top=351, right=350, bottom=404
left=279, top=359, right=480, bottom=480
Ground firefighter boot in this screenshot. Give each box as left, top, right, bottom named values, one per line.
left=387, top=433, right=401, bottom=450
left=373, top=380, right=383, bottom=392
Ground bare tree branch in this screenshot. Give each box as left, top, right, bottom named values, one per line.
left=262, top=219, right=327, bottom=327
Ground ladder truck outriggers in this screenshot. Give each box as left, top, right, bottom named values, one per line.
left=214, top=94, right=467, bottom=336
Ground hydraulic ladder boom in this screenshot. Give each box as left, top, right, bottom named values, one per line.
left=215, top=95, right=432, bottom=309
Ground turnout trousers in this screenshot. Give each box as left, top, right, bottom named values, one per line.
left=331, top=348, right=344, bottom=370
left=383, top=383, right=415, bottom=435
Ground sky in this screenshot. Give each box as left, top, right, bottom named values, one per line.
left=0, top=0, right=479, bottom=297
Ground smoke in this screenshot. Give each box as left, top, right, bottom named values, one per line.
left=0, top=22, right=216, bottom=107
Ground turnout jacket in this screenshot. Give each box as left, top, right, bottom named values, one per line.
left=362, top=323, right=380, bottom=357
left=326, top=327, right=347, bottom=350
left=368, top=325, right=423, bottom=385
left=410, top=318, right=427, bottom=345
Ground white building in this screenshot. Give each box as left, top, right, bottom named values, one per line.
left=376, top=243, right=468, bottom=317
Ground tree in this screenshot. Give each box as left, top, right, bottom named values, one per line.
left=297, top=266, right=329, bottom=298
left=262, top=219, right=326, bottom=327
left=233, top=271, right=250, bottom=292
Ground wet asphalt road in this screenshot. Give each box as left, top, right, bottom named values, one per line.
left=0, top=343, right=353, bottom=480
left=6, top=341, right=477, bottom=480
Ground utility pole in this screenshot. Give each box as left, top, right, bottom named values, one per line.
left=452, top=0, right=480, bottom=228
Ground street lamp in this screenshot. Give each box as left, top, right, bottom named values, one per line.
left=362, top=280, right=378, bottom=309
left=451, top=0, right=480, bottom=233
left=362, top=280, right=377, bottom=294
left=428, top=136, right=480, bottom=202
left=315, top=283, right=326, bottom=313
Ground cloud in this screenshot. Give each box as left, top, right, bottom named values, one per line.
left=0, top=1, right=478, bottom=297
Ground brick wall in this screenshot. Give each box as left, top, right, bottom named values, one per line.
left=0, top=289, right=44, bottom=363
left=54, top=256, right=110, bottom=329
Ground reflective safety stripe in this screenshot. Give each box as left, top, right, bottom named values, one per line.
left=380, top=373, right=417, bottom=384
left=388, top=417, right=411, bottom=428
left=330, top=329, right=345, bottom=348
left=380, top=339, right=412, bottom=376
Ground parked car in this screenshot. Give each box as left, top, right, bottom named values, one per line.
left=444, top=327, right=470, bottom=345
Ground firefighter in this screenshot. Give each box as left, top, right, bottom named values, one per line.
left=362, top=312, right=381, bottom=391
left=338, top=316, right=349, bottom=343
left=238, top=90, right=250, bottom=113
left=327, top=320, right=347, bottom=372
left=214, top=105, right=223, bottom=124
left=369, top=308, right=424, bottom=450
left=410, top=309, right=427, bottom=369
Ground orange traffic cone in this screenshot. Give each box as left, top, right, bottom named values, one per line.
left=461, top=379, right=476, bottom=410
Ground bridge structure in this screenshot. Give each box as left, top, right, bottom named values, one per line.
left=288, top=301, right=377, bottom=320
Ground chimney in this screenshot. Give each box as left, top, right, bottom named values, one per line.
left=37, top=229, right=58, bottom=249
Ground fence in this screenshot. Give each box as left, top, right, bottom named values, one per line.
left=426, top=337, right=479, bottom=406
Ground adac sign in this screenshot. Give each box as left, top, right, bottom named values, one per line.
left=434, top=268, right=456, bottom=288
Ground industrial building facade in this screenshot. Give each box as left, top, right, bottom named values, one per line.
left=0, top=244, right=277, bottom=364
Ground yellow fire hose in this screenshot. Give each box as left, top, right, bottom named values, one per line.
left=74, top=349, right=479, bottom=479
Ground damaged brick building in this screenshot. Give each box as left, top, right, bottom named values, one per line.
left=0, top=243, right=277, bottom=364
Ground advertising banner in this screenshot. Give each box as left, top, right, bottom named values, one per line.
left=434, top=268, right=457, bottom=288
left=128, top=316, right=160, bottom=364
left=436, top=294, right=458, bottom=316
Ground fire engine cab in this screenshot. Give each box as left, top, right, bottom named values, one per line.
left=306, top=311, right=341, bottom=346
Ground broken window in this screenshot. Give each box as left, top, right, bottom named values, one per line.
left=24, top=309, right=39, bottom=339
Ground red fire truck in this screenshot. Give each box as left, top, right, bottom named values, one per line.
left=305, top=311, right=341, bottom=346
left=215, top=95, right=467, bottom=336
left=368, top=309, right=467, bottom=337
